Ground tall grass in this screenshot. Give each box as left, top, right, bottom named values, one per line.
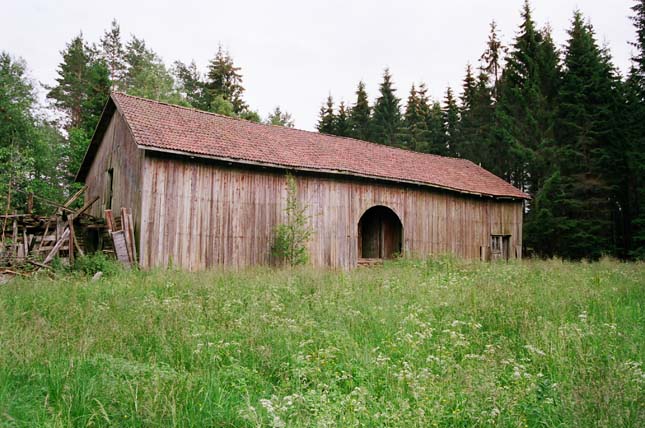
left=0, top=258, right=643, bottom=427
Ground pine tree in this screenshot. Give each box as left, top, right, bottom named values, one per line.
left=349, top=81, right=371, bottom=141
left=174, top=60, right=208, bottom=110
left=442, top=87, right=459, bottom=156
left=316, top=95, right=336, bottom=134
left=334, top=101, right=351, bottom=137
left=371, top=68, right=402, bottom=147
left=100, top=19, right=126, bottom=89
left=403, top=84, right=430, bottom=152
left=47, top=34, right=94, bottom=130
left=206, top=46, right=247, bottom=114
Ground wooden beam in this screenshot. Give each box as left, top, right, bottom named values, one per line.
left=63, top=185, right=88, bottom=208
left=74, top=196, right=99, bottom=217
left=105, top=209, right=115, bottom=232
left=44, top=228, right=70, bottom=264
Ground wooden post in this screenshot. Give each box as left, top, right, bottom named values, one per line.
left=121, top=208, right=134, bottom=264
left=27, top=192, right=33, bottom=214
left=105, top=209, right=115, bottom=232
left=12, top=218, right=18, bottom=259
left=1, top=181, right=11, bottom=244
left=38, top=221, right=50, bottom=252
left=68, top=215, right=75, bottom=265
left=22, top=229, right=28, bottom=260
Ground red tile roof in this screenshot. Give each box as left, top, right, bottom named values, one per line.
left=94, top=92, right=528, bottom=199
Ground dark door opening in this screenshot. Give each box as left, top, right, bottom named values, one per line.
left=358, top=206, right=402, bottom=259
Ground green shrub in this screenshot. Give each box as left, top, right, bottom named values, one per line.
left=272, top=173, right=312, bottom=266
left=73, top=252, right=120, bottom=276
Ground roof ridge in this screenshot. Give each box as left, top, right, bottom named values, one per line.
left=111, top=91, right=470, bottom=164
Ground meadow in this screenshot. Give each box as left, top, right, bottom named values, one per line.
left=0, top=257, right=643, bottom=427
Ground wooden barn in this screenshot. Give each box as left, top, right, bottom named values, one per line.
left=76, top=93, right=529, bottom=269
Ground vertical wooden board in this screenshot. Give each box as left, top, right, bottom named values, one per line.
left=135, top=153, right=523, bottom=269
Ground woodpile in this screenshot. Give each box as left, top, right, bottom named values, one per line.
left=0, top=186, right=117, bottom=282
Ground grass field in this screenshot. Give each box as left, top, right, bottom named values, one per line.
left=0, top=258, right=643, bottom=427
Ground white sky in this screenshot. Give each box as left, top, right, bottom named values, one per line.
left=2, top=0, right=637, bottom=130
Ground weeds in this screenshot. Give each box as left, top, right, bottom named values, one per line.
left=0, top=259, right=642, bottom=427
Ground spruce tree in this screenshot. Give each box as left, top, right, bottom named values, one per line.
left=492, top=0, right=560, bottom=195
left=100, top=19, right=126, bottom=89
left=334, top=101, right=351, bottom=137
left=480, top=21, right=506, bottom=99
left=403, top=84, right=430, bottom=152
left=206, top=46, right=247, bottom=114
left=316, top=95, right=336, bottom=134
left=551, top=11, right=624, bottom=259
left=427, top=101, right=447, bottom=155
left=371, top=68, right=402, bottom=147
left=626, top=0, right=645, bottom=258
left=459, top=70, right=494, bottom=166
left=442, top=87, right=459, bottom=156
left=349, top=81, right=371, bottom=141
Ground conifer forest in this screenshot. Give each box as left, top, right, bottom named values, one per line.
left=2, top=0, right=645, bottom=261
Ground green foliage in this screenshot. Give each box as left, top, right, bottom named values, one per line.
left=73, top=253, right=121, bottom=277
left=316, top=94, right=336, bottom=134
left=442, top=86, right=460, bottom=156
left=209, top=94, right=235, bottom=117
left=265, top=106, right=295, bottom=127
left=100, top=19, right=126, bottom=88
left=173, top=60, right=209, bottom=110
left=272, top=174, right=312, bottom=266
left=123, top=36, right=184, bottom=105
left=333, top=101, right=350, bottom=136
left=349, top=81, right=371, bottom=141
left=0, top=52, right=66, bottom=213
left=403, top=83, right=430, bottom=152
left=371, top=68, right=403, bottom=147
left=206, top=45, right=247, bottom=114
left=0, top=260, right=642, bottom=426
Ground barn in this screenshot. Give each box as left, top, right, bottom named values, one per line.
left=76, top=93, right=529, bottom=269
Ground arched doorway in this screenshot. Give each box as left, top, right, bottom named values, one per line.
left=358, top=206, right=403, bottom=259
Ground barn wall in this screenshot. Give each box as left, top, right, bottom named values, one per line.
left=84, top=111, right=144, bottom=237
left=139, top=153, right=524, bottom=270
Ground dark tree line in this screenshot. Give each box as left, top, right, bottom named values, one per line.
left=316, top=1, right=645, bottom=260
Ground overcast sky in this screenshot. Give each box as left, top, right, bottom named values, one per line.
left=2, top=0, right=637, bottom=130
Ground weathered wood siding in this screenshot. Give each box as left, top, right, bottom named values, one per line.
left=139, top=153, right=523, bottom=270
left=84, top=111, right=144, bottom=237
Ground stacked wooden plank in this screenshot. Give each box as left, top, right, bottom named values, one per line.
left=0, top=188, right=106, bottom=279
left=105, top=208, right=137, bottom=268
